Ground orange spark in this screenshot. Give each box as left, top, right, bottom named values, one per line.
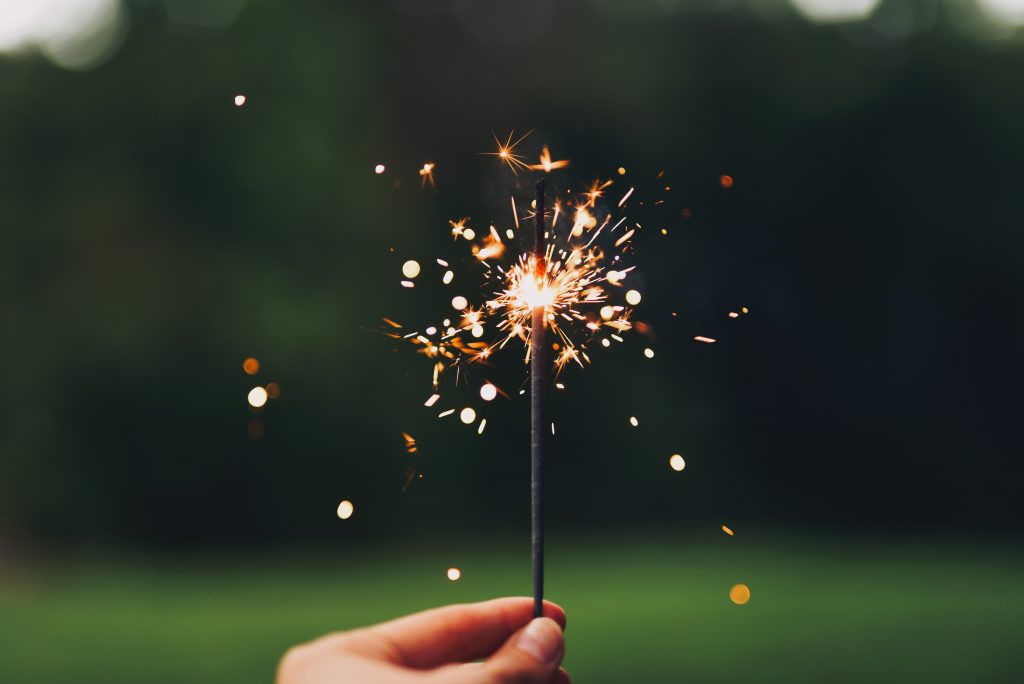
left=483, top=129, right=532, bottom=173
left=528, top=145, right=570, bottom=172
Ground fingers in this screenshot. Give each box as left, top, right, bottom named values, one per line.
left=427, top=617, right=565, bottom=684
left=552, top=667, right=571, bottom=684
left=358, top=597, right=566, bottom=668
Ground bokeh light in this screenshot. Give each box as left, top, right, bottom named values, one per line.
left=0, top=0, right=128, bottom=70
left=625, top=289, right=642, bottom=306
left=336, top=500, right=354, bottom=520
left=233, top=94, right=246, bottom=107
left=374, top=164, right=386, bottom=174
left=729, top=583, right=751, bottom=605
left=480, top=383, right=497, bottom=401
left=789, top=0, right=881, bottom=23
left=242, top=357, right=260, bottom=374
left=460, top=407, right=476, bottom=424
left=447, top=567, right=461, bottom=581
left=402, top=260, right=421, bottom=279
left=247, top=386, right=268, bottom=408
left=669, top=454, right=685, bottom=471
left=978, top=0, right=1024, bottom=25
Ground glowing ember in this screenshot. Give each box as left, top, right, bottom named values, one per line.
left=247, top=386, right=268, bottom=408
left=629, top=416, right=639, bottom=427
left=424, top=393, right=440, bottom=407
left=669, top=454, right=685, bottom=471
left=484, top=129, right=532, bottom=173
left=233, top=94, right=246, bottom=107
left=529, top=145, right=570, bottom=173
left=720, top=174, right=734, bottom=189
left=375, top=164, right=386, bottom=174
left=729, top=584, right=750, bottom=605
left=643, top=348, right=654, bottom=359
left=694, top=336, right=716, bottom=344
left=722, top=524, right=734, bottom=536
left=336, top=500, right=354, bottom=520
left=242, top=357, right=260, bottom=375
left=420, top=162, right=436, bottom=188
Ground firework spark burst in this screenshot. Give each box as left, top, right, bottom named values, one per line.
left=387, top=159, right=640, bottom=396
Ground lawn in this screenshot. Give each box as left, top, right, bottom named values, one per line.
left=1, top=535, right=1020, bottom=683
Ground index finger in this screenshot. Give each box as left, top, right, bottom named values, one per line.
left=354, top=597, right=566, bottom=668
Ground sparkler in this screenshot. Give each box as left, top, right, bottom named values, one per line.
left=530, top=178, right=546, bottom=618
left=384, top=133, right=642, bottom=616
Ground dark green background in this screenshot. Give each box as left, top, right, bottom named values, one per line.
left=1, top=1, right=1021, bottom=682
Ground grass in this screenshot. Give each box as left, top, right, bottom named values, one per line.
left=1, top=535, right=1021, bottom=683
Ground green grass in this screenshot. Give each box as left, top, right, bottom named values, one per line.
left=1, top=536, right=1021, bottom=683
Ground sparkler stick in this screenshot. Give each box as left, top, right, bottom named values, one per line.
left=531, top=178, right=546, bottom=619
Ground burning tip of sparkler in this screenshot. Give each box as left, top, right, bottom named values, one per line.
left=669, top=454, right=685, bottom=471
left=447, top=567, right=462, bottom=581
left=729, top=584, right=751, bottom=605
left=336, top=500, right=354, bottom=520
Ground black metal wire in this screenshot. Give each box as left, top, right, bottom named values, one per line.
left=531, top=178, right=546, bottom=619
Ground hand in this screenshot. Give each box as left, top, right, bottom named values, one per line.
left=277, top=597, right=569, bottom=684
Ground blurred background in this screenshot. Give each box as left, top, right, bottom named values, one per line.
left=1, top=0, right=1022, bottom=682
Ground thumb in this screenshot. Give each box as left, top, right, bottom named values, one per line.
left=440, top=617, right=565, bottom=684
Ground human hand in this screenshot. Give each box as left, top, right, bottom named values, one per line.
left=277, top=597, right=568, bottom=684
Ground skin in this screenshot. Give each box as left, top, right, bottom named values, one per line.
left=277, top=597, right=570, bottom=684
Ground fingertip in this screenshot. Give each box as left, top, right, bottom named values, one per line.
left=541, top=600, right=567, bottom=631
left=552, top=666, right=572, bottom=684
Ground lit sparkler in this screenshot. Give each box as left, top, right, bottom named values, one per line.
left=385, top=134, right=644, bottom=618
